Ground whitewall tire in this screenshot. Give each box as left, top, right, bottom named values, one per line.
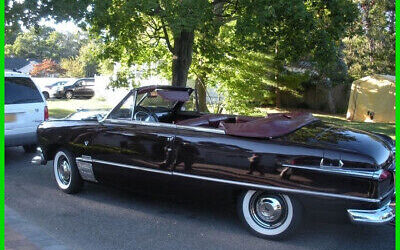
left=53, top=149, right=83, bottom=194
left=237, top=190, right=302, bottom=239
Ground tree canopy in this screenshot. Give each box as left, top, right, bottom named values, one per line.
left=343, top=0, right=395, bottom=79
left=6, top=0, right=358, bottom=88
left=5, top=27, right=83, bottom=61
left=30, top=59, right=66, bottom=77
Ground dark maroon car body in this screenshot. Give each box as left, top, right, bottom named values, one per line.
left=35, top=85, right=395, bottom=231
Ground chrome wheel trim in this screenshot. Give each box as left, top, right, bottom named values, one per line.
left=54, top=151, right=72, bottom=189
left=57, top=159, right=71, bottom=185
left=242, top=190, right=293, bottom=235
left=249, top=194, right=287, bottom=229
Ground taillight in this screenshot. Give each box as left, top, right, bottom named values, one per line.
left=379, top=170, right=391, bottom=181
left=44, top=106, right=49, bottom=120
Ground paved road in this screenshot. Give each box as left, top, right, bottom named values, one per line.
left=5, top=147, right=395, bottom=250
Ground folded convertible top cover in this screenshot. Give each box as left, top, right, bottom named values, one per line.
left=220, top=112, right=318, bottom=138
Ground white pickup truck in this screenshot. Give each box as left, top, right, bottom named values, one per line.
left=5, top=71, right=48, bottom=152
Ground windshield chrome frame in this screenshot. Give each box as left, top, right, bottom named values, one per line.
left=102, top=86, right=199, bottom=123
left=101, top=89, right=134, bottom=122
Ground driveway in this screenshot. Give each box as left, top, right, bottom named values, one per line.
left=5, top=147, right=395, bottom=250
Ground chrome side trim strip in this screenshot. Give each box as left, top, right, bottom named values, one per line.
left=282, top=163, right=381, bottom=180
left=175, top=124, right=226, bottom=134
left=172, top=172, right=380, bottom=203
left=76, top=157, right=172, bottom=176
left=106, top=119, right=177, bottom=129
left=105, top=119, right=225, bottom=134
left=78, top=157, right=381, bottom=203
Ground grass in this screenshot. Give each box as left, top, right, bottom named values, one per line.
left=48, top=99, right=395, bottom=139
left=48, top=98, right=113, bottom=118
left=313, top=114, right=395, bottom=139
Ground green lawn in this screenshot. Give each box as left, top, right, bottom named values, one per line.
left=48, top=98, right=113, bottom=118
left=313, top=113, right=395, bottom=139
left=48, top=99, right=395, bottom=139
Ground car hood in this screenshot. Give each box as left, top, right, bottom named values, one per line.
left=283, top=121, right=393, bottom=166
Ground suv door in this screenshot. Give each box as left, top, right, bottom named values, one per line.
left=73, top=80, right=84, bottom=97
left=82, top=80, right=95, bottom=97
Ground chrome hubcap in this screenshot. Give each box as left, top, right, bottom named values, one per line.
left=250, top=193, right=288, bottom=229
left=255, top=197, right=282, bottom=222
left=57, top=158, right=71, bottom=185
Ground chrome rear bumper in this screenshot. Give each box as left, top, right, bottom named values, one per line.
left=348, top=201, right=395, bottom=224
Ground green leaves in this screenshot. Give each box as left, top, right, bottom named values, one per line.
left=343, top=0, right=395, bottom=79
left=7, top=0, right=360, bottom=93
left=5, top=27, right=83, bottom=61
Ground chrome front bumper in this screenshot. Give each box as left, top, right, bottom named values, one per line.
left=347, top=201, right=395, bottom=224
left=31, top=148, right=47, bottom=165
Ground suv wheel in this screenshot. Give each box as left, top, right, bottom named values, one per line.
left=65, top=91, right=73, bottom=99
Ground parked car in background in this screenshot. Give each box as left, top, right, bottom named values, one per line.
left=41, top=80, right=68, bottom=99
left=5, top=71, right=48, bottom=153
left=33, top=85, right=395, bottom=239
left=53, top=78, right=95, bottom=99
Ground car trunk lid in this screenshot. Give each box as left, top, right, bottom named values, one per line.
left=283, top=121, right=393, bottom=168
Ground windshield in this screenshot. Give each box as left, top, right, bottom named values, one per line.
left=136, top=92, right=177, bottom=110
left=48, top=81, right=67, bottom=88
left=64, top=79, right=76, bottom=86
left=107, top=88, right=195, bottom=121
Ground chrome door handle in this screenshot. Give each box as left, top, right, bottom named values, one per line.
left=320, top=158, right=344, bottom=168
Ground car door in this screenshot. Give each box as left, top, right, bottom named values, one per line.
left=172, top=126, right=325, bottom=188
left=83, top=80, right=95, bottom=97
left=87, top=92, right=176, bottom=184
left=73, top=80, right=84, bottom=97
left=172, top=127, right=257, bottom=182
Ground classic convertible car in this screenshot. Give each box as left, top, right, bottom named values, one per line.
left=32, top=85, right=395, bottom=239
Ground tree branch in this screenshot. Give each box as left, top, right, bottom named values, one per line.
left=161, top=19, right=174, bottom=53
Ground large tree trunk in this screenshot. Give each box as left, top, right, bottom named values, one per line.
left=326, top=87, right=336, bottom=113
left=171, top=30, right=194, bottom=87
left=195, top=75, right=209, bottom=112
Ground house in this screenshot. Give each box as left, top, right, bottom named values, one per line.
left=5, top=58, right=39, bottom=74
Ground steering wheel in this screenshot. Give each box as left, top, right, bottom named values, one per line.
left=133, top=106, right=159, bottom=122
